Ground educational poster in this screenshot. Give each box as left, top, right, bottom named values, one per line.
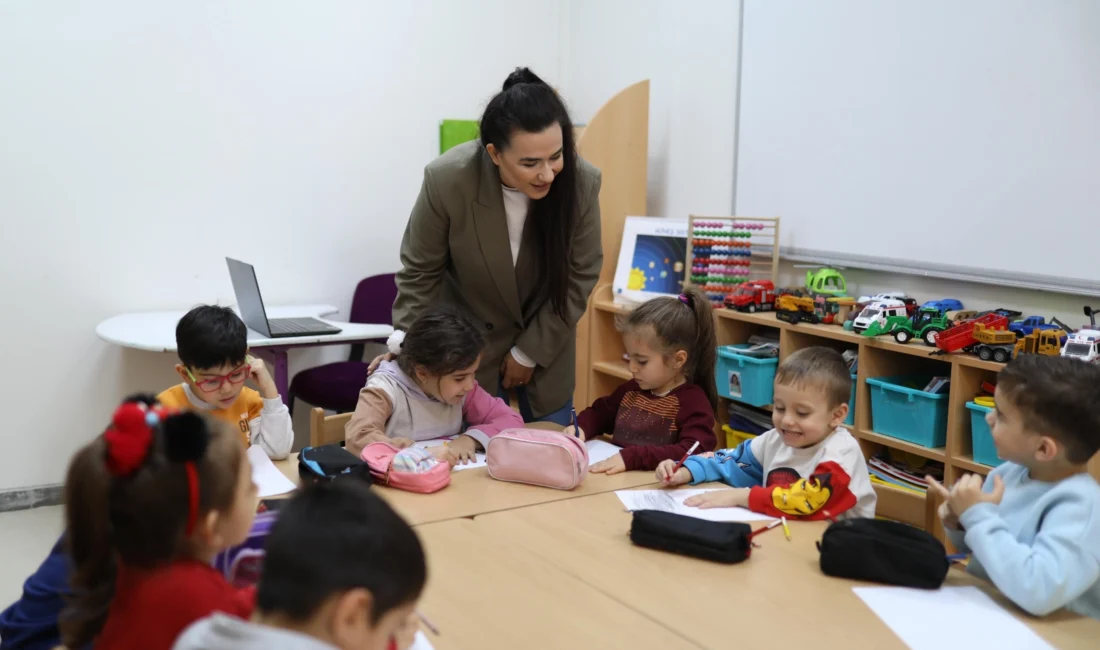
left=728, top=370, right=743, bottom=398
left=613, top=217, right=689, bottom=303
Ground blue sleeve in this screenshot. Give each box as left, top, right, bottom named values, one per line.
left=683, top=439, right=763, bottom=488
left=959, top=477, right=1100, bottom=616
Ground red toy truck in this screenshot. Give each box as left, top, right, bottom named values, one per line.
left=934, top=313, right=1010, bottom=354
left=724, top=280, right=776, bottom=313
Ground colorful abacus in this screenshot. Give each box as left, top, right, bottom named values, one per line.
left=686, top=216, right=780, bottom=305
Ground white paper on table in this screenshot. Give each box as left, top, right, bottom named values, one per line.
left=585, top=439, right=623, bottom=465
left=409, top=631, right=435, bottom=650
left=852, top=586, right=1053, bottom=650
left=615, top=488, right=777, bottom=522
left=246, top=445, right=297, bottom=498
left=413, top=439, right=486, bottom=471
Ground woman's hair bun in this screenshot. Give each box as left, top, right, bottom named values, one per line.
left=503, top=67, right=545, bottom=91
left=162, top=411, right=210, bottom=463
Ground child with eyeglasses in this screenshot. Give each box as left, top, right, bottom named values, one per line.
left=156, top=305, right=293, bottom=460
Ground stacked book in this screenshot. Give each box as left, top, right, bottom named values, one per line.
left=727, top=403, right=773, bottom=435
left=868, top=453, right=944, bottom=495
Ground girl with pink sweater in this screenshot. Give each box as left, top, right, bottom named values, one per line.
left=344, top=307, right=523, bottom=466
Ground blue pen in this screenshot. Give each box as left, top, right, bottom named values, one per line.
left=571, top=407, right=579, bottom=438
left=946, top=553, right=969, bottom=563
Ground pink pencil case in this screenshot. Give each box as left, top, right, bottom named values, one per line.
left=361, top=442, right=451, bottom=493
left=486, top=428, right=589, bottom=490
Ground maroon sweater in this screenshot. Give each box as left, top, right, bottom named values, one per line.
left=577, top=380, right=717, bottom=471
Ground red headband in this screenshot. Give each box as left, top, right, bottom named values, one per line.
left=104, top=401, right=201, bottom=535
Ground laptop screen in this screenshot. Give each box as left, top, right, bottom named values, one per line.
left=226, top=258, right=271, bottom=337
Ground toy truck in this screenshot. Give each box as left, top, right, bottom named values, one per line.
left=970, top=323, right=1022, bottom=363
left=724, top=280, right=776, bottom=313
left=934, top=313, right=1011, bottom=355
left=1007, top=316, right=1061, bottom=338
left=1014, top=329, right=1064, bottom=357
left=852, top=299, right=908, bottom=334
left=861, top=307, right=949, bottom=345
left=1062, top=330, right=1100, bottom=363
left=921, top=299, right=964, bottom=316
left=775, top=294, right=819, bottom=324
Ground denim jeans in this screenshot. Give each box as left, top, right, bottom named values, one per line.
left=499, top=384, right=574, bottom=426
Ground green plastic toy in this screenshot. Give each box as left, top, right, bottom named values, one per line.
left=805, top=268, right=848, bottom=297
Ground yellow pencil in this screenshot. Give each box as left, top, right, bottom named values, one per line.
left=781, top=516, right=791, bottom=541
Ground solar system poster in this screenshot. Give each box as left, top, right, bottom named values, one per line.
left=613, top=217, right=689, bottom=303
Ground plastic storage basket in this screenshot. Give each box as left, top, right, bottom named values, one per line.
left=866, top=376, right=949, bottom=448
left=844, top=373, right=857, bottom=426
left=716, top=345, right=779, bottom=407
left=966, top=401, right=1001, bottom=467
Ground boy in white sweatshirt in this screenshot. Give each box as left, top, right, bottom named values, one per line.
left=174, top=481, right=426, bottom=650
left=930, top=354, right=1100, bottom=619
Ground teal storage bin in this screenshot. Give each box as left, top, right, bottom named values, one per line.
left=966, top=401, right=1002, bottom=467
left=844, top=373, right=856, bottom=426
left=716, top=345, right=778, bottom=407
left=866, top=376, right=949, bottom=448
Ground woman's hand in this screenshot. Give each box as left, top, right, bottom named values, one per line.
left=500, top=354, right=535, bottom=389
left=368, top=353, right=395, bottom=375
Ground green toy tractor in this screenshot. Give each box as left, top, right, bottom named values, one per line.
left=861, top=308, right=948, bottom=346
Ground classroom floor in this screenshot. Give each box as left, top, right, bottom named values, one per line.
left=0, top=505, right=64, bottom=608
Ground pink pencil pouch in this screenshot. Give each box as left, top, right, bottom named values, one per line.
left=486, top=428, right=589, bottom=490
left=361, top=442, right=451, bottom=493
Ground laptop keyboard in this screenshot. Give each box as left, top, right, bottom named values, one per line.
left=270, top=318, right=338, bottom=335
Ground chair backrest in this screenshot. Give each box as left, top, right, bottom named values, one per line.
left=349, top=273, right=398, bottom=325
left=309, top=408, right=354, bottom=447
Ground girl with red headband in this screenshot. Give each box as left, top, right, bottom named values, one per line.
left=60, top=394, right=258, bottom=650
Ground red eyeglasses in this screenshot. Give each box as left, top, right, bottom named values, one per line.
left=186, top=364, right=251, bottom=393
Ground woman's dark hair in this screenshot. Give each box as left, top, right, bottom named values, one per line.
left=618, top=286, right=719, bottom=411
left=396, top=306, right=486, bottom=378
left=61, top=394, right=244, bottom=648
left=480, top=67, right=579, bottom=321
left=256, top=480, right=426, bottom=624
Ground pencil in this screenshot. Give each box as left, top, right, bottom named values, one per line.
left=571, top=407, right=579, bottom=438
left=781, top=516, right=791, bottom=541
left=417, top=610, right=440, bottom=636
left=666, top=441, right=700, bottom=482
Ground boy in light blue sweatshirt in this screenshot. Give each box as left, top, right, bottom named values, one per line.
left=929, top=354, right=1100, bottom=619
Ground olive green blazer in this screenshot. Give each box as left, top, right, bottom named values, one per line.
left=393, top=140, right=603, bottom=417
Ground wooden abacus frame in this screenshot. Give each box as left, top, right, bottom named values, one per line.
left=685, top=215, right=780, bottom=303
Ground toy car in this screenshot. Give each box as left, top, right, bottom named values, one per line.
left=921, top=299, right=964, bottom=315
left=852, top=299, right=908, bottom=334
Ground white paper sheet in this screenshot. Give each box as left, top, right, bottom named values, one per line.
left=615, top=488, right=777, bottom=522
left=413, top=439, right=486, bottom=471
left=585, top=439, right=623, bottom=465
left=853, top=586, right=1053, bottom=650
left=409, top=631, right=435, bottom=650
left=246, top=445, right=297, bottom=498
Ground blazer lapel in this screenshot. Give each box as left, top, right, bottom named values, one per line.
left=472, top=149, right=523, bottom=321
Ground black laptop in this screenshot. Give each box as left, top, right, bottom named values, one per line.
left=226, top=258, right=342, bottom=338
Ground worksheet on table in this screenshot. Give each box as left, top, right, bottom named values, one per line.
left=247, top=445, right=297, bottom=498
left=616, top=488, right=777, bottom=522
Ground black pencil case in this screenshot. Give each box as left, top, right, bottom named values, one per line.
left=817, top=517, right=949, bottom=589
left=629, top=510, right=753, bottom=564
left=298, top=443, right=373, bottom=486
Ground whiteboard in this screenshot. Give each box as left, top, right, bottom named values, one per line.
left=735, top=0, right=1100, bottom=291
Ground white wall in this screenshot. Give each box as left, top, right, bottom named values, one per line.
left=559, top=0, right=740, bottom=220
left=0, top=1, right=560, bottom=492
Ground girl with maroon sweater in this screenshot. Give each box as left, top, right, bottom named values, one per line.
left=564, top=285, right=718, bottom=473
left=61, top=395, right=258, bottom=650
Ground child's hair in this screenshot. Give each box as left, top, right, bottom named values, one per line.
left=256, top=480, right=426, bottom=624
left=61, top=394, right=244, bottom=648
left=176, top=305, right=248, bottom=370
left=774, top=347, right=852, bottom=408
left=393, top=306, right=486, bottom=378
left=997, top=354, right=1100, bottom=464
left=619, top=286, right=718, bottom=410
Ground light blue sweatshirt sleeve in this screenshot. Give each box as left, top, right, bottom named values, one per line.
left=958, top=473, right=1100, bottom=617
left=683, top=439, right=763, bottom=488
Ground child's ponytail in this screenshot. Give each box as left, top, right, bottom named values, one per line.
left=620, top=285, right=719, bottom=410
left=61, top=394, right=244, bottom=649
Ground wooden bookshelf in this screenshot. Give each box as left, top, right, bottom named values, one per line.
left=584, top=283, right=1036, bottom=535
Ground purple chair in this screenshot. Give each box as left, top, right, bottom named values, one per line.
left=287, top=273, right=396, bottom=415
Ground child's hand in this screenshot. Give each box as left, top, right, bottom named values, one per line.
left=684, top=488, right=750, bottom=509
left=656, top=460, right=692, bottom=486
left=442, top=435, right=480, bottom=465
left=945, top=473, right=1004, bottom=517
left=247, top=356, right=279, bottom=399
left=562, top=425, right=586, bottom=440
left=392, top=612, right=419, bottom=650
left=589, top=453, right=626, bottom=475
left=926, top=476, right=961, bottom=529
left=428, top=445, right=458, bottom=468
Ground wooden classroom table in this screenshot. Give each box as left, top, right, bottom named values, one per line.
left=470, top=490, right=1100, bottom=650
left=413, top=518, right=700, bottom=650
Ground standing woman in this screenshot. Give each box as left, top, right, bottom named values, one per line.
left=387, top=67, right=602, bottom=425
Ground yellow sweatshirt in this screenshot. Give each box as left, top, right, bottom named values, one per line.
left=157, top=384, right=293, bottom=459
